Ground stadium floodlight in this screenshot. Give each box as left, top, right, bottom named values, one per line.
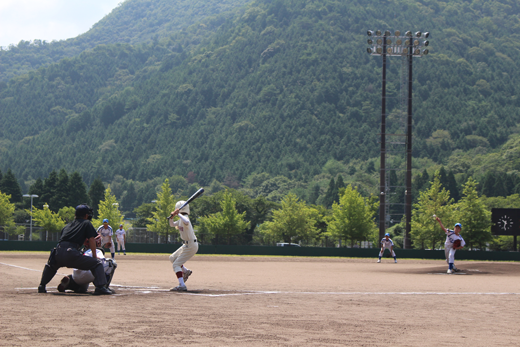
left=367, top=29, right=431, bottom=57
left=23, top=194, right=38, bottom=241
left=364, top=29, right=432, bottom=249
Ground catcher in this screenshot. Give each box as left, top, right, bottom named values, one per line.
left=57, top=236, right=117, bottom=293
left=435, top=216, right=465, bottom=274
left=97, top=218, right=115, bottom=259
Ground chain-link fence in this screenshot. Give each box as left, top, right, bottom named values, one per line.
left=0, top=225, right=178, bottom=244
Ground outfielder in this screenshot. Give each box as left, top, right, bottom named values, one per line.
left=168, top=201, right=198, bottom=291
left=97, top=219, right=115, bottom=259
left=377, top=233, right=397, bottom=263
left=115, top=224, right=126, bottom=255
left=435, top=216, right=465, bottom=274
left=57, top=237, right=117, bottom=293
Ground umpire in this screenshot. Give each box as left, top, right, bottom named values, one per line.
left=37, top=204, right=112, bottom=295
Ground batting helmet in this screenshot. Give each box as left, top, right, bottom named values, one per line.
left=175, top=200, right=190, bottom=215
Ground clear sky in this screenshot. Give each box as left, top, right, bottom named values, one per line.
left=0, top=0, right=123, bottom=47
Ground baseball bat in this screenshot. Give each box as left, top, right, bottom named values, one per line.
left=167, top=188, right=205, bottom=219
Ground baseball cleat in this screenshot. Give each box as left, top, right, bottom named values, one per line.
left=37, top=285, right=46, bottom=293
left=57, top=276, right=70, bottom=292
left=170, top=285, right=187, bottom=292
left=394, top=260, right=397, bottom=263
left=447, top=269, right=453, bottom=274
left=183, top=269, right=192, bottom=283
left=377, top=259, right=381, bottom=263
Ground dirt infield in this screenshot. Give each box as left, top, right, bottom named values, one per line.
left=1, top=252, right=519, bottom=347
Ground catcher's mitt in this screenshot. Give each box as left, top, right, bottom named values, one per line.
left=105, top=242, right=112, bottom=248
left=452, top=239, right=462, bottom=249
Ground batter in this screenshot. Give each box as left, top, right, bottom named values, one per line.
left=168, top=201, right=198, bottom=291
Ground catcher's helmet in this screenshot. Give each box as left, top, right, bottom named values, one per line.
left=175, top=201, right=190, bottom=215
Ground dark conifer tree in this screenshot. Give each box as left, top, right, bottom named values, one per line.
left=69, top=172, right=90, bottom=207
left=54, top=169, right=70, bottom=209
left=0, top=169, right=23, bottom=203
left=323, top=178, right=337, bottom=208
left=481, top=172, right=495, bottom=197
left=27, top=178, right=44, bottom=209
left=41, top=170, right=59, bottom=209
left=88, top=177, right=105, bottom=218
left=446, top=171, right=460, bottom=202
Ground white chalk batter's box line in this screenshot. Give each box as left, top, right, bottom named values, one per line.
left=3, top=262, right=519, bottom=297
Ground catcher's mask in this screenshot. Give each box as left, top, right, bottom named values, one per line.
left=175, top=201, right=190, bottom=215
left=76, top=204, right=93, bottom=220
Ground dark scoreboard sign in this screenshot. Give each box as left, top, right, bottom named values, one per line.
left=491, top=208, right=520, bottom=236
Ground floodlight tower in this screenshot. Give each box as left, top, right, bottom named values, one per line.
left=366, top=29, right=430, bottom=248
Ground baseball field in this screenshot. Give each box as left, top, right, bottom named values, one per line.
left=1, top=251, right=519, bottom=346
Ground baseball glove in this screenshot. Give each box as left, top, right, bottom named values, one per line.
left=452, top=239, right=462, bottom=249
left=105, top=242, right=112, bottom=248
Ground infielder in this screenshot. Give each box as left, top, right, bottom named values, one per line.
left=57, top=237, right=117, bottom=293
left=97, top=219, right=115, bottom=259
left=436, top=216, right=465, bottom=274
left=116, top=224, right=126, bottom=255
left=168, top=201, right=198, bottom=291
left=377, top=233, right=397, bottom=263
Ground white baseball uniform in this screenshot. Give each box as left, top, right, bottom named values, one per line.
left=97, top=225, right=115, bottom=254
left=379, top=237, right=396, bottom=257
left=72, top=249, right=116, bottom=291
left=444, top=229, right=466, bottom=264
left=168, top=213, right=198, bottom=274
left=116, top=228, right=126, bottom=252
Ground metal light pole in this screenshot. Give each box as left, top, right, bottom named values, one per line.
left=366, top=30, right=430, bottom=247
left=23, top=194, right=38, bottom=241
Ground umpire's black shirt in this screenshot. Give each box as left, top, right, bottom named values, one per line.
left=59, top=219, right=97, bottom=246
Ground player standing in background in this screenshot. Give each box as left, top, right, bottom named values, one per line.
left=168, top=201, right=198, bottom=291
left=435, top=216, right=465, bottom=274
left=116, top=224, right=126, bottom=255
left=377, top=233, right=397, bottom=263
left=97, top=219, right=115, bottom=259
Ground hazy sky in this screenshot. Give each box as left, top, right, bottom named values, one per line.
left=0, top=0, right=122, bottom=47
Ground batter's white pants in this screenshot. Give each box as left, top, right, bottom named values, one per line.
left=169, top=242, right=199, bottom=273
left=117, top=239, right=125, bottom=251
left=445, top=246, right=456, bottom=264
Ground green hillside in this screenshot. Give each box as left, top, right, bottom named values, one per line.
left=0, top=0, right=249, bottom=82
left=1, top=0, right=520, bottom=209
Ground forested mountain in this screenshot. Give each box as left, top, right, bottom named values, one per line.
left=1, top=0, right=520, bottom=210
left=0, top=0, right=249, bottom=82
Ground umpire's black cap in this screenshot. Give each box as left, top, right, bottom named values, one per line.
left=75, top=204, right=93, bottom=220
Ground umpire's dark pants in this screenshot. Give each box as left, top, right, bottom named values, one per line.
left=39, top=242, right=107, bottom=288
